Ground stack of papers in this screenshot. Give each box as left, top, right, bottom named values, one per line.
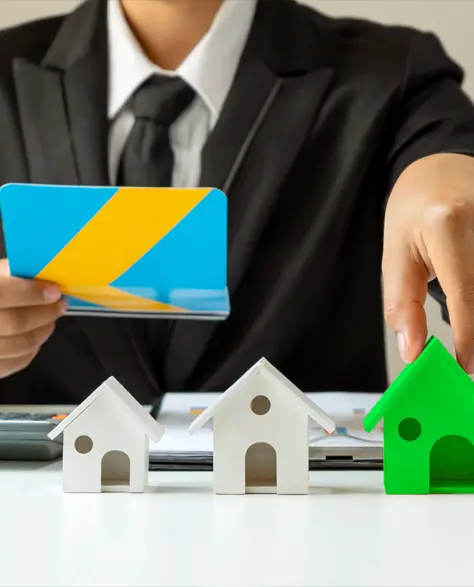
left=150, top=392, right=384, bottom=471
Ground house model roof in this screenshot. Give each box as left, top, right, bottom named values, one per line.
left=188, top=357, right=336, bottom=434
left=364, top=335, right=474, bottom=432
left=48, top=376, right=164, bottom=443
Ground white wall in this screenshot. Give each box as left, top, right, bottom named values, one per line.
left=0, top=0, right=469, bottom=381
left=0, top=1, right=79, bottom=27
left=311, top=1, right=474, bottom=97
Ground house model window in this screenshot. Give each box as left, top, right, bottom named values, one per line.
left=398, top=418, right=422, bottom=442
left=75, top=435, right=94, bottom=454
left=251, top=395, right=271, bottom=415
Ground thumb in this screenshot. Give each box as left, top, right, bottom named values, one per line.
left=382, top=243, right=428, bottom=364
left=0, top=258, right=10, bottom=278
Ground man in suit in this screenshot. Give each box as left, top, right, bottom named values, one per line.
left=0, top=0, right=473, bottom=403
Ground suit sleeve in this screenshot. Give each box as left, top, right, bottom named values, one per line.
left=388, top=31, right=474, bottom=182
left=387, top=31, right=474, bottom=324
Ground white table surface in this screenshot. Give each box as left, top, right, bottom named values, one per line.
left=1, top=462, right=474, bottom=587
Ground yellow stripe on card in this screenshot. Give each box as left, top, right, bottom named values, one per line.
left=61, top=285, right=186, bottom=313
left=37, top=188, right=209, bottom=286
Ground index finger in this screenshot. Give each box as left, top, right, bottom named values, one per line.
left=424, top=213, right=474, bottom=373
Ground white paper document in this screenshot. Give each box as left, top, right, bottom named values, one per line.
left=149, top=392, right=383, bottom=467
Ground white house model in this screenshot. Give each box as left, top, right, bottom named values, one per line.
left=188, top=358, right=336, bottom=494
left=48, top=376, right=164, bottom=493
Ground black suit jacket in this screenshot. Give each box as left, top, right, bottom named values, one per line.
left=0, top=0, right=473, bottom=403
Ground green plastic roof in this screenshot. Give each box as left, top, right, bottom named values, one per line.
left=364, top=336, right=474, bottom=432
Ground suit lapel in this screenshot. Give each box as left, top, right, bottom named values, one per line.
left=13, top=0, right=108, bottom=187
left=62, top=56, right=109, bottom=188
left=164, top=0, right=337, bottom=390
left=13, top=60, right=78, bottom=185
left=12, top=0, right=160, bottom=399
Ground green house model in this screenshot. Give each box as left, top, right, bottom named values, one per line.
left=364, top=336, right=474, bottom=494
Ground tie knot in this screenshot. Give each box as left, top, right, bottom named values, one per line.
left=130, top=75, right=196, bottom=126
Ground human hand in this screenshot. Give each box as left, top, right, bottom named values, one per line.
left=0, top=259, right=66, bottom=378
left=383, top=153, right=474, bottom=372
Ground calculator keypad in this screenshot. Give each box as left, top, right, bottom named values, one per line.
left=0, top=413, right=56, bottom=421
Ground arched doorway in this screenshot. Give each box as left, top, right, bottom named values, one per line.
left=430, top=435, right=474, bottom=493
left=245, top=442, right=277, bottom=492
left=101, top=450, right=131, bottom=489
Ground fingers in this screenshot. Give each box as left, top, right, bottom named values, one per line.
left=422, top=205, right=474, bottom=373
left=0, top=322, right=56, bottom=359
left=0, top=258, right=10, bottom=277
left=0, top=299, right=67, bottom=337
left=0, top=262, right=67, bottom=378
left=0, top=275, right=62, bottom=309
left=0, top=301, right=65, bottom=378
left=383, top=241, right=429, bottom=364
left=0, top=350, right=41, bottom=379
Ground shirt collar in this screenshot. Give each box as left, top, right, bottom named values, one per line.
left=107, top=0, right=257, bottom=127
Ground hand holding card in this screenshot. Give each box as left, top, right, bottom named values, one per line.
left=0, top=258, right=66, bottom=378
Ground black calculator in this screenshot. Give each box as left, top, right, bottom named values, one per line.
left=0, top=412, right=65, bottom=460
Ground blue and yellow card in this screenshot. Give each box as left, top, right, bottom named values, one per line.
left=0, top=184, right=229, bottom=319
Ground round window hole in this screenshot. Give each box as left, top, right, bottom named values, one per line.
left=251, top=395, right=271, bottom=415
left=75, top=435, right=93, bottom=454
left=398, top=418, right=421, bottom=442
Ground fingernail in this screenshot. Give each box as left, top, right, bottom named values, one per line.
left=397, top=331, right=407, bottom=362
left=59, top=298, right=68, bottom=314
left=43, top=285, right=62, bottom=302
left=466, top=359, right=474, bottom=377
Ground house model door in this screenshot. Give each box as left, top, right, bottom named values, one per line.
left=245, top=442, right=277, bottom=492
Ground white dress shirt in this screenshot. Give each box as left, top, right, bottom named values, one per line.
left=107, top=0, right=257, bottom=187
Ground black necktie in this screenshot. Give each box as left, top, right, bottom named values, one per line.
left=117, top=74, right=196, bottom=186
left=116, top=75, right=196, bottom=384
